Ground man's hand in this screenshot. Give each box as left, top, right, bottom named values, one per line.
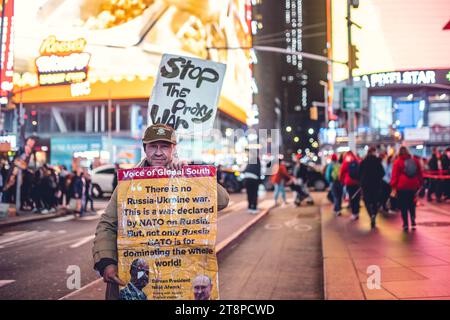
left=103, top=264, right=126, bottom=286
left=168, top=160, right=188, bottom=171
left=390, top=188, right=397, bottom=198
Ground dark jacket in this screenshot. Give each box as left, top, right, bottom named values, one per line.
left=294, top=163, right=308, bottom=181
left=428, top=154, right=442, bottom=171
left=359, top=155, right=385, bottom=200
left=72, top=176, right=84, bottom=198
left=441, top=154, right=450, bottom=172
left=243, top=161, right=261, bottom=181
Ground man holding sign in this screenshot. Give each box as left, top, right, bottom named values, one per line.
left=92, top=123, right=229, bottom=299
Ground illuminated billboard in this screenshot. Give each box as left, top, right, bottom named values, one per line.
left=332, top=0, right=450, bottom=81
left=14, top=0, right=252, bottom=120
left=35, top=36, right=90, bottom=86
left=0, top=0, right=14, bottom=99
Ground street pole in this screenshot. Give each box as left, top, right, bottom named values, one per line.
left=347, top=0, right=356, bottom=153
left=319, top=80, right=329, bottom=128
left=0, top=0, right=6, bottom=114
left=15, top=89, right=23, bottom=212
left=108, top=89, right=112, bottom=164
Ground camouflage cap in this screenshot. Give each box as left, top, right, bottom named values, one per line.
left=142, top=123, right=177, bottom=144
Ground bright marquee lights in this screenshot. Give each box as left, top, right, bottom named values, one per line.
left=35, top=53, right=90, bottom=73
left=35, top=36, right=90, bottom=86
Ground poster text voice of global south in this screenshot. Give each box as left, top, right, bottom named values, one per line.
left=122, top=166, right=213, bottom=180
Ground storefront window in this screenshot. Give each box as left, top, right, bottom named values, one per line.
left=370, top=96, right=392, bottom=129
left=428, top=93, right=450, bottom=127
left=393, top=98, right=425, bottom=130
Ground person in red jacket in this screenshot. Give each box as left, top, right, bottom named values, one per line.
left=339, top=151, right=361, bottom=220
left=390, top=146, right=423, bottom=231
left=271, top=160, right=291, bottom=205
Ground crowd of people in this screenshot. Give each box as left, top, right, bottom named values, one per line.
left=324, top=146, right=450, bottom=231
left=0, top=163, right=95, bottom=217
left=237, top=145, right=449, bottom=233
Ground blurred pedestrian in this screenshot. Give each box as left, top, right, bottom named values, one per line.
left=58, top=165, right=69, bottom=206
left=40, top=167, right=54, bottom=214
left=112, top=163, right=120, bottom=191
left=380, top=154, right=397, bottom=213
left=65, top=171, right=75, bottom=206
left=242, top=156, right=261, bottom=214
left=49, top=168, right=59, bottom=211
left=443, top=147, right=450, bottom=200
left=0, top=160, right=8, bottom=203
left=216, top=164, right=224, bottom=186
left=339, top=151, right=361, bottom=220
left=72, top=169, right=86, bottom=217
left=31, top=169, right=43, bottom=213
left=391, top=146, right=423, bottom=232
left=292, top=155, right=314, bottom=206
left=427, top=148, right=443, bottom=202
left=20, top=169, right=34, bottom=211
left=326, top=153, right=343, bottom=216
left=359, top=147, right=385, bottom=229
left=272, top=160, right=290, bottom=206
left=84, top=171, right=95, bottom=212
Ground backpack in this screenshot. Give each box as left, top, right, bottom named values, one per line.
left=404, top=158, right=417, bottom=178
left=348, top=160, right=359, bottom=180
left=331, top=163, right=341, bottom=181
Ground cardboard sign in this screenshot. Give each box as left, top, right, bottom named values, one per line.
left=117, top=165, right=219, bottom=300
left=149, top=54, right=226, bottom=133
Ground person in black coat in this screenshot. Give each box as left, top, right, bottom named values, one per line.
left=443, top=148, right=450, bottom=200
left=359, top=147, right=385, bottom=229
left=72, top=170, right=86, bottom=216
left=427, top=148, right=444, bottom=202
left=243, top=157, right=261, bottom=214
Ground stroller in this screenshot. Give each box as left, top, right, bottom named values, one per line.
left=289, top=178, right=314, bottom=206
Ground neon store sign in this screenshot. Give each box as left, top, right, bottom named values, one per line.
left=35, top=36, right=90, bottom=86
left=356, top=70, right=437, bottom=88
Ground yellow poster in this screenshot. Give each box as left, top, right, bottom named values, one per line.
left=117, top=165, right=218, bottom=300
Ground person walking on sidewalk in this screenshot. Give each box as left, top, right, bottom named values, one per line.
left=272, top=160, right=290, bottom=206
left=391, top=146, right=423, bottom=232
left=427, top=148, right=443, bottom=202
left=380, top=154, right=397, bottom=214
left=72, top=170, right=86, bottom=217
left=359, top=147, right=385, bottom=229
left=84, top=172, right=95, bottom=213
left=242, top=155, right=261, bottom=214
left=92, top=124, right=230, bottom=300
left=443, top=147, right=450, bottom=200
left=292, top=155, right=314, bottom=206
left=339, top=151, right=361, bottom=220
left=326, top=153, right=343, bottom=216
left=58, top=165, right=69, bottom=206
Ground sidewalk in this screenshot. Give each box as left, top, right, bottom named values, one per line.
left=0, top=206, right=66, bottom=228
left=321, top=198, right=450, bottom=300
left=61, top=194, right=275, bottom=300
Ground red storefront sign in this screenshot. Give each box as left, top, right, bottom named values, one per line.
left=0, top=0, right=14, bottom=98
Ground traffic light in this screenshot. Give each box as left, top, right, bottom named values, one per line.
left=310, top=106, right=318, bottom=120
left=350, top=0, right=359, bottom=8
left=348, top=44, right=360, bottom=70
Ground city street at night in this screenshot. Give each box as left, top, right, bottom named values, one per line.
left=0, top=0, right=449, bottom=308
